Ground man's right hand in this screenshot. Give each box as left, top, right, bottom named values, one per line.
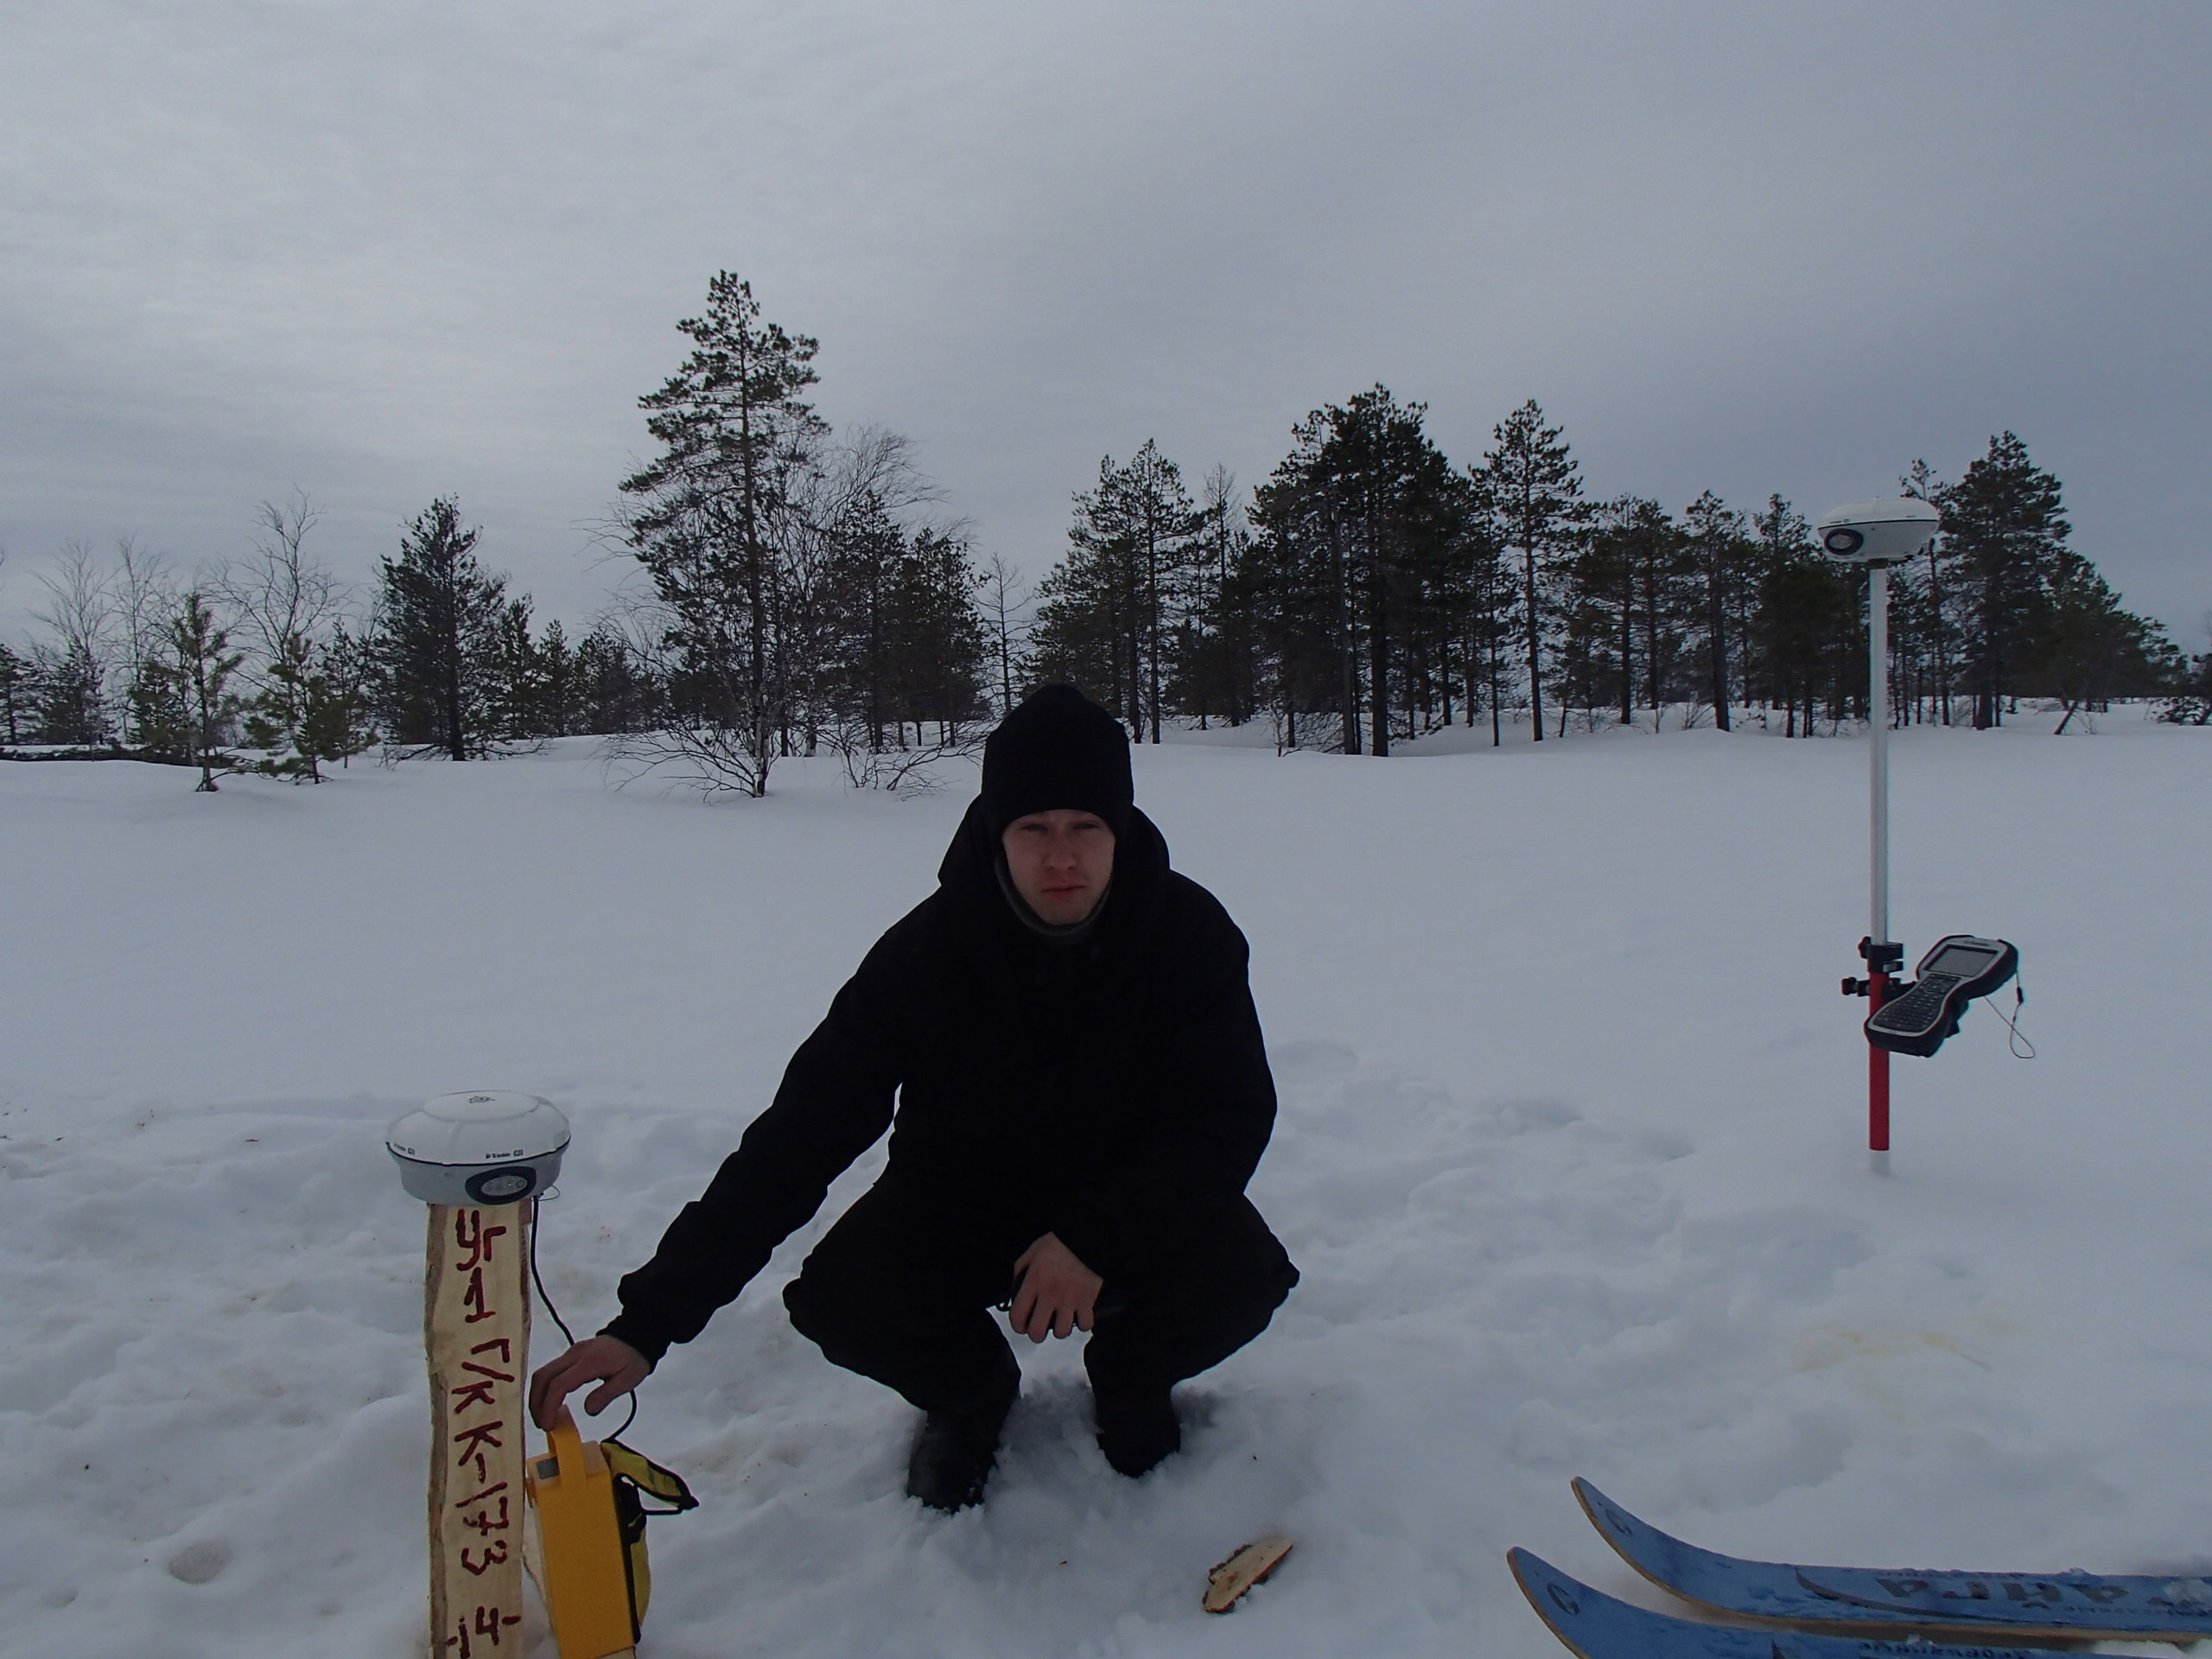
left=529, top=1335, right=649, bottom=1430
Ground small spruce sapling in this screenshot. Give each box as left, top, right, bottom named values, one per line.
left=242, top=632, right=375, bottom=780
left=167, top=591, right=245, bottom=791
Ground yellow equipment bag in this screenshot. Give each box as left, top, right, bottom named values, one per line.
left=600, top=1435, right=697, bottom=1622
left=524, top=1409, right=696, bottom=1658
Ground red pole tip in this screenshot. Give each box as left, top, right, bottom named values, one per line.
left=1868, top=972, right=1892, bottom=1152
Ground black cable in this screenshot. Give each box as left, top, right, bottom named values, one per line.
left=529, top=1195, right=578, bottom=1346
left=530, top=1193, right=642, bottom=1437
left=608, top=1391, right=639, bottom=1442
left=2001, top=979, right=2037, bottom=1059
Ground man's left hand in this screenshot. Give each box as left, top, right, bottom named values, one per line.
left=1009, top=1233, right=1102, bottom=1342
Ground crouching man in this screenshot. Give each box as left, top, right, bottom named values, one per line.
left=531, top=684, right=1299, bottom=1511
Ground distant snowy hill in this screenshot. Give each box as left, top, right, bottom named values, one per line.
left=3, top=715, right=2209, bottom=1659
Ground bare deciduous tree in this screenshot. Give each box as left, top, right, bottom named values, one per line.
left=116, top=536, right=176, bottom=683
left=219, top=492, right=346, bottom=690
left=36, top=539, right=116, bottom=667
left=33, top=540, right=118, bottom=746
left=215, top=490, right=353, bottom=772
left=976, top=552, right=1029, bottom=717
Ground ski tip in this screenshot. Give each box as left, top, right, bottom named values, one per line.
left=1510, top=1546, right=1560, bottom=1585
left=1571, top=1477, right=1649, bottom=1558
left=1510, top=1548, right=1605, bottom=1644
left=1509, top=1548, right=1577, bottom=1605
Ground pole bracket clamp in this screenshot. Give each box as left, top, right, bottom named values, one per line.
left=1858, top=936, right=1904, bottom=976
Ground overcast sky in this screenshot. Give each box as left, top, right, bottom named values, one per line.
left=3, top=1, right=2207, bottom=646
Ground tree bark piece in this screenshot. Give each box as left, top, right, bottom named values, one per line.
left=425, top=1203, right=532, bottom=1658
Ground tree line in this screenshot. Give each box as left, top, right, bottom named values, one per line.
left=0, top=496, right=661, bottom=783
left=1032, top=391, right=2188, bottom=753
left=0, top=274, right=999, bottom=794
left=5, top=270, right=2200, bottom=791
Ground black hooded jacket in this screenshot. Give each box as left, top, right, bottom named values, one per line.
left=601, top=801, right=1278, bottom=1366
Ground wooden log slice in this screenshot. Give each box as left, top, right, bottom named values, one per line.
left=426, top=1202, right=533, bottom=1658
left=1204, top=1535, right=1295, bottom=1614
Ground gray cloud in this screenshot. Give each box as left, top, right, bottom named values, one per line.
left=3, top=2, right=2206, bottom=642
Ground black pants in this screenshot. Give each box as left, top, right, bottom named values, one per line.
left=784, top=1175, right=1299, bottom=1416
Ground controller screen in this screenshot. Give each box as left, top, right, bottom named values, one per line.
left=1924, top=944, right=1996, bottom=979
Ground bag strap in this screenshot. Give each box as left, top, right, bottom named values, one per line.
left=601, top=1440, right=699, bottom=1514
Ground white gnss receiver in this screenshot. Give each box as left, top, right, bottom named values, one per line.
left=386, top=1090, right=570, bottom=1205
left=1864, top=935, right=2019, bottom=1058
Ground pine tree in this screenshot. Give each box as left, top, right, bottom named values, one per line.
left=1748, top=499, right=1857, bottom=737
left=1681, top=491, right=1751, bottom=730
left=1242, top=451, right=1344, bottom=752
left=1029, top=513, right=1124, bottom=715
left=1116, top=442, right=1198, bottom=743
left=1582, top=499, right=1645, bottom=728
left=2163, top=629, right=2212, bottom=727
left=127, top=647, right=193, bottom=762
left=1936, top=433, right=2069, bottom=729
left=1170, top=467, right=1260, bottom=729
left=1898, top=461, right=1960, bottom=723
left=1478, top=400, right=1584, bottom=741
left=620, top=271, right=826, bottom=796
left=1243, top=391, right=1468, bottom=754
left=1456, top=491, right=1515, bottom=746
left=1033, top=443, right=1198, bottom=742
left=1548, top=535, right=1618, bottom=735
left=317, top=625, right=381, bottom=763
left=883, top=528, right=990, bottom=742
left=818, top=489, right=907, bottom=750
left=493, top=597, right=547, bottom=739
left=1329, top=389, right=1458, bottom=755
left=373, top=497, right=508, bottom=760
left=32, top=645, right=110, bottom=746
left=536, top=620, right=579, bottom=737
left=291, top=658, right=375, bottom=773
left=1249, top=415, right=1351, bottom=751
left=575, top=626, right=659, bottom=735
left=2030, top=551, right=2177, bottom=733
left=0, top=643, right=28, bottom=745
left=1592, top=496, right=1692, bottom=725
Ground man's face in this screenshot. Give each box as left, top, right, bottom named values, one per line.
left=1001, top=809, right=1116, bottom=926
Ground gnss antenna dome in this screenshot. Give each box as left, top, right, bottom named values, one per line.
left=1814, top=498, right=1940, bottom=566
left=386, top=1090, right=570, bottom=1205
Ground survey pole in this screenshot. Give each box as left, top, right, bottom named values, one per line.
left=1815, top=498, right=1937, bottom=1175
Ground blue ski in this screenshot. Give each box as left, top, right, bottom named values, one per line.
left=1573, top=1476, right=2212, bottom=1643
left=1510, top=1548, right=2060, bottom=1659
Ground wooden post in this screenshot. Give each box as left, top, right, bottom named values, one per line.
left=426, top=1203, right=532, bottom=1659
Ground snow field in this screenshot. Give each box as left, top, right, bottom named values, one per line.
left=3, top=715, right=2209, bottom=1658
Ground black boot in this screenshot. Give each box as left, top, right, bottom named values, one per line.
left=1094, top=1382, right=1180, bottom=1478
left=906, top=1390, right=1014, bottom=1512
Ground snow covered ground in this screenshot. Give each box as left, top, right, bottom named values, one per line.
left=3, top=711, right=2209, bottom=1659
